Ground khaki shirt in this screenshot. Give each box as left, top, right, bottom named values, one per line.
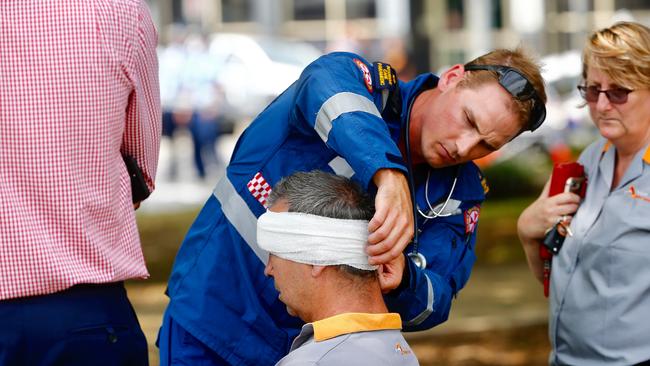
left=276, top=313, right=419, bottom=366
left=550, top=139, right=650, bottom=365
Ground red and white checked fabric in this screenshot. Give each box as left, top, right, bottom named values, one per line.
left=247, top=172, right=272, bottom=208
left=0, top=0, right=161, bottom=300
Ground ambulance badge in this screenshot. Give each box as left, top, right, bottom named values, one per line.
left=353, top=58, right=373, bottom=93
left=464, top=206, right=480, bottom=234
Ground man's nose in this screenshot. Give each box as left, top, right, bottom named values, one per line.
left=456, top=133, right=481, bottom=158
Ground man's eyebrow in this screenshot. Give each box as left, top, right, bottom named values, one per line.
left=466, top=108, right=498, bottom=151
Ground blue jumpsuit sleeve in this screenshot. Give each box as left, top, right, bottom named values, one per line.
left=290, top=52, right=406, bottom=188
left=384, top=208, right=481, bottom=331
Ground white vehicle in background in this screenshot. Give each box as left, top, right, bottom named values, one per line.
left=208, top=33, right=322, bottom=128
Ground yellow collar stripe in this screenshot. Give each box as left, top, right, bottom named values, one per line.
left=602, top=141, right=650, bottom=164
left=602, top=141, right=611, bottom=152
left=311, top=313, right=402, bottom=342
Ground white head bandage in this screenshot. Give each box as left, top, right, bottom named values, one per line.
left=257, top=211, right=376, bottom=271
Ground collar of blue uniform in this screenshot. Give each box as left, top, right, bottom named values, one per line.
left=310, top=312, right=402, bottom=342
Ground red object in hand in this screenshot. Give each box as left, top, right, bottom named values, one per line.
left=548, top=162, right=587, bottom=197
left=542, top=162, right=587, bottom=297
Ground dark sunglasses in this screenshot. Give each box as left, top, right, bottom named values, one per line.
left=577, top=85, right=633, bottom=104
left=464, top=64, right=546, bottom=132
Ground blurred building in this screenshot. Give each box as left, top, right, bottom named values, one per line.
left=148, top=0, right=650, bottom=72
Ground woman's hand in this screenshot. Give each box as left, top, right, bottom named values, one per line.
left=517, top=178, right=582, bottom=283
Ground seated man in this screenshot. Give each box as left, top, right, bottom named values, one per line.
left=258, top=170, right=419, bottom=365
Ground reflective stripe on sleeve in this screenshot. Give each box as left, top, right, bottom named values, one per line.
left=314, top=92, right=382, bottom=143
left=403, top=275, right=434, bottom=327
left=328, top=156, right=355, bottom=178
left=213, top=175, right=269, bottom=265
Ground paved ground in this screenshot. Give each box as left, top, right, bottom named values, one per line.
left=126, top=263, right=550, bottom=366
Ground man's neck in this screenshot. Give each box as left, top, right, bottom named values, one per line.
left=308, top=280, right=389, bottom=322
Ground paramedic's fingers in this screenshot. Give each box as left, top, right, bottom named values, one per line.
left=378, top=254, right=406, bottom=294
left=367, top=169, right=413, bottom=264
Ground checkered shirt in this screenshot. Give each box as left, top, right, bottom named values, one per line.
left=0, top=0, right=161, bottom=300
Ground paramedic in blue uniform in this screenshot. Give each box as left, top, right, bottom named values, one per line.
left=158, top=47, right=548, bottom=365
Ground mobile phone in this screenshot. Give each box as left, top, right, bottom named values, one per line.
left=123, top=154, right=151, bottom=203
left=564, top=177, right=585, bottom=194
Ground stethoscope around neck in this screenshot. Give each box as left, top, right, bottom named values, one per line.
left=403, top=93, right=459, bottom=270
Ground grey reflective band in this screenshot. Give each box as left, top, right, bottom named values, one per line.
left=403, top=275, right=434, bottom=327
left=314, top=92, right=382, bottom=142
left=328, top=156, right=355, bottom=178
left=213, top=175, right=269, bottom=265
left=381, top=89, right=389, bottom=112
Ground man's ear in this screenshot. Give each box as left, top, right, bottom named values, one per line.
left=437, top=64, right=466, bottom=92
left=311, top=265, right=326, bottom=278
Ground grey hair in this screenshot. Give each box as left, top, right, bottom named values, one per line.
left=268, top=170, right=374, bottom=220
left=268, top=170, right=376, bottom=279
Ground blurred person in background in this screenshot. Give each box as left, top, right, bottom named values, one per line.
left=517, top=21, right=650, bottom=365
left=0, top=0, right=160, bottom=365
left=259, top=170, right=418, bottom=366
left=159, top=24, right=188, bottom=181
left=159, top=30, right=224, bottom=181
left=159, top=48, right=547, bottom=365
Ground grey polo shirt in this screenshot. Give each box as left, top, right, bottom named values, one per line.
left=549, top=138, right=650, bottom=365
left=276, top=313, right=419, bottom=366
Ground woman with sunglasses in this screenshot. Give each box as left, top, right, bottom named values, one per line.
left=517, top=21, right=650, bottom=365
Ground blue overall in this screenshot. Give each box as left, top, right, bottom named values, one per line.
left=161, top=52, right=487, bottom=365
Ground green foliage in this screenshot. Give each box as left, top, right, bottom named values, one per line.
left=474, top=197, right=535, bottom=266
left=481, top=159, right=548, bottom=199
left=136, top=208, right=200, bottom=282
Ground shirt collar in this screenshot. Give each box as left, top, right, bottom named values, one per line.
left=601, top=140, right=650, bottom=164
left=310, top=312, right=402, bottom=342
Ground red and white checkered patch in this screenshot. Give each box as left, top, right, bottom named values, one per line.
left=247, top=172, right=272, bottom=208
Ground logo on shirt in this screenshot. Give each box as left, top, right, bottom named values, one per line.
left=247, top=172, right=272, bottom=208
left=464, top=205, right=480, bottom=234
left=353, top=58, right=373, bottom=93
left=394, top=342, right=412, bottom=355
left=629, top=186, right=650, bottom=203
left=372, top=62, right=397, bottom=90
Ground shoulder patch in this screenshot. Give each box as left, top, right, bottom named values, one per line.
left=464, top=205, right=480, bottom=234
left=481, top=176, right=490, bottom=195
left=353, top=58, right=373, bottom=93
left=372, top=62, right=397, bottom=91
left=247, top=172, right=272, bottom=208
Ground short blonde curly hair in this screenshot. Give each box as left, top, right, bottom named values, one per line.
left=461, top=47, right=547, bottom=132
left=583, top=21, right=650, bottom=89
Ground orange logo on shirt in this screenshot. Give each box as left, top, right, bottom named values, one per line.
left=629, top=186, right=650, bottom=203
left=394, top=342, right=412, bottom=355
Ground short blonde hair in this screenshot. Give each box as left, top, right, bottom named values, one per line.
left=583, top=21, right=650, bottom=89
left=461, top=47, right=547, bottom=131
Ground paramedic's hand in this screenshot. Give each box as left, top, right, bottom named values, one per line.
left=378, top=253, right=405, bottom=293
left=368, top=169, right=413, bottom=265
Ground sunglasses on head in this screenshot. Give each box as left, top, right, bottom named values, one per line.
left=463, top=64, right=546, bottom=132
left=577, top=85, right=633, bottom=104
